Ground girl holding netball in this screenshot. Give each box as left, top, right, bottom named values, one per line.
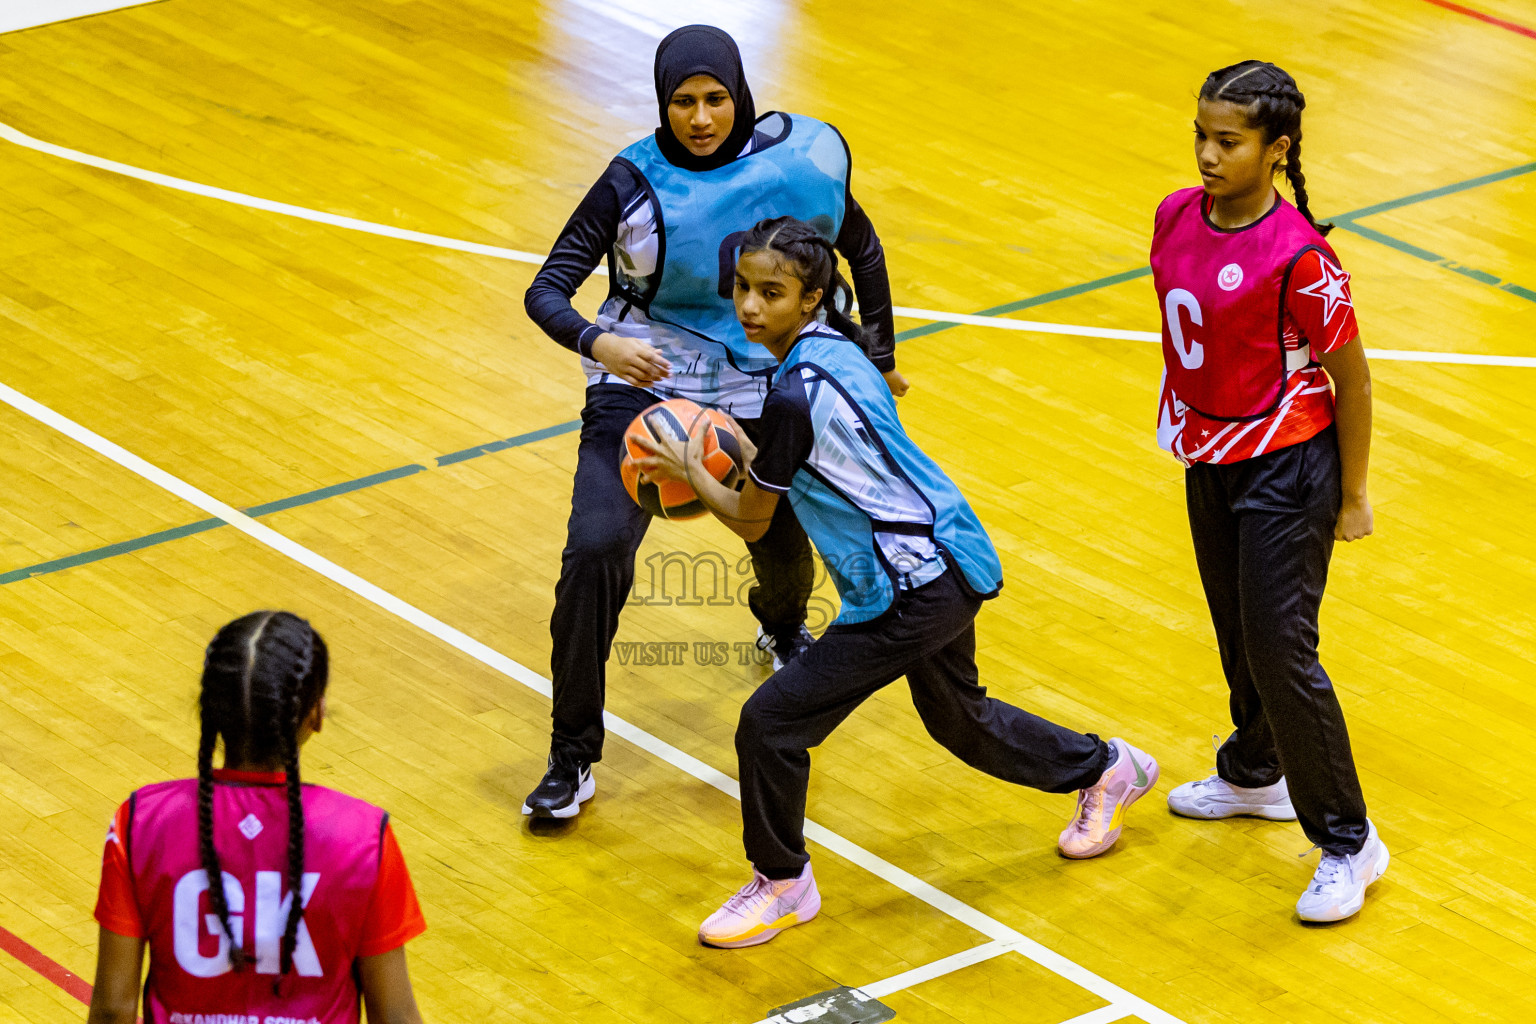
left=634, top=217, right=1158, bottom=947
left=87, top=612, right=427, bottom=1023
left=1152, top=60, right=1386, bottom=922
left=521, top=25, right=905, bottom=819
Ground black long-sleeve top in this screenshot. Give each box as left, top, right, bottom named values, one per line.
left=523, top=158, right=897, bottom=373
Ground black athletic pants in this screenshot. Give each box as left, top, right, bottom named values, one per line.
left=1186, top=424, right=1368, bottom=857
left=548, top=384, right=814, bottom=764
left=736, top=569, right=1111, bottom=878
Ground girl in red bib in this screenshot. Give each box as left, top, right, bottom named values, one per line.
left=88, top=612, right=427, bottom=1023
left=1151, top=61, right=1387, bottom=923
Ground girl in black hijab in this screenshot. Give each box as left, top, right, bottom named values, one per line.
left=651, top=24, right=757, bottom=171
left=520, top=24, right=903, bottom=821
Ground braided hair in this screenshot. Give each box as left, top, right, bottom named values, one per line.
left=737, top=216, right=871, bottom=348
left=1201, top=60, right=1332, bottom=236
left=197, top=611, right=328, bottom=982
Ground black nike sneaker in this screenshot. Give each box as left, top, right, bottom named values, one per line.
left=521, top=757, right=594, bottom=819
left=755, top=624, right=815, bottom=671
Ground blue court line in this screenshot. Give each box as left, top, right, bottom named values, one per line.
left=5, top=160, right=1534, bottom=586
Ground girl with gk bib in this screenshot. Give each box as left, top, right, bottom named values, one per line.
left=87, top=612, right=427, bottom=1023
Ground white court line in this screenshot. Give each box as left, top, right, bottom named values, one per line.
left=0, top=121, right=551, bottom=266
left=747, top=940, right=1016, bottom=1024
left=892, top=306, right=1160, bottom=343
left=857, top=938, right=1019, bottom=1000
left=749, top=938, right=1132, bottom=1024
left=3, top=120, right=1531, bottom=369
left=0, top=378, right=1188, bottom=1024
left=890, top=306, right=1536, bottom=368
left=1056, top=1005, right=1135, bottom=1024
left=0, top=0, right=158, bottom=35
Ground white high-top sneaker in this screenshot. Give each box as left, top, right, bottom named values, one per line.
left=1296, top=821, right=1389, bottom=923
left=1167, top=773, right=1296, bottom=820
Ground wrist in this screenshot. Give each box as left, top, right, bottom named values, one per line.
left=577, top=325, right=605, bottom=360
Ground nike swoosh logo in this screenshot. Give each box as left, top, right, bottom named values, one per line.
left=773, top=890, right=807, bottom=919
left=1132, top=757, right=1149, bottom=788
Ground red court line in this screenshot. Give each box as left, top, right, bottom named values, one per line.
left=1422, top=0, right=1536, bottom=39
left=0, top=921, right=92, bottom=1004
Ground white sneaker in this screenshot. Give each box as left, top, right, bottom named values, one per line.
left=754, top=624, right=813, bottom=672
left=1167, top=774, right=1296, bottom=820
left=1296, top=821, right=1389, bottom=923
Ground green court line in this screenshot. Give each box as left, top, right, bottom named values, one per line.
left=0, top=431, right=571, bottom=586
left=6, top=160, right=1534, bottom=586
left=1332, top=221, right=1536, bottom=303
left=893, top=160, right=1536, bottom=345
left=1324, top=160, right=1536, bottom=304
left=1331, top=161, right=1536, bottom=222
left=437, top=420, right=583, bottom=467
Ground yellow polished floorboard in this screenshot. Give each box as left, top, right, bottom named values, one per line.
left=2, top=1, right=1536, bottom=1022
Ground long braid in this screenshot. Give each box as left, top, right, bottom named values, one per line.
left=1283, top=135, right=1331, bottom=235
left=197, top=712, right=245, bottom=970
left=197, top=611, right=328, bottom=982
left=1202, top=60, right=1331, bottom=235
left=198, top=635, right=255, bottom=971
left=278, top=633, right=314, bottom=979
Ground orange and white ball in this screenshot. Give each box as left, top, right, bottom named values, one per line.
left=620, top=398, right=744, bottom=520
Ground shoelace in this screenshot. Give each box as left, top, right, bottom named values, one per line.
left=1074, top=782, right=1106, bottom=828
left=721, top=875, right=780, bottom=916
left=1298, top=845, right=1350, bottom=892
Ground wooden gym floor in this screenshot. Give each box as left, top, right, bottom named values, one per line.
left=1, top=1, right=1534, bottom=1021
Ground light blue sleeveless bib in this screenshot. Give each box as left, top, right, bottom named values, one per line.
left=773, top=327, right=1004, bottom=625
left=614, top=112, right=850, bottom=374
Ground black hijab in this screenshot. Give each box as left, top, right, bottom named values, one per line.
left=653, top=25, right=757, bottom=172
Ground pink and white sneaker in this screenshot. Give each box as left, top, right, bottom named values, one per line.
left=698, top=863, right=820, bottom=948
left=1058, top=737, right=1160, bottom=859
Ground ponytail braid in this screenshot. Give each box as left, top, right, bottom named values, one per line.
left=198, top=643, right=249, bottom=971
left=278, top=633, right=314, bottom=980
left=1283, top=135, right=1331, bottom=235
left=1202, top=60, right=1332, bottom=235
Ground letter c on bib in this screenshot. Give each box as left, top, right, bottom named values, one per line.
left=173, top=869, right=244, bottom=977
left=1164, top=289, right=1204, bottom=369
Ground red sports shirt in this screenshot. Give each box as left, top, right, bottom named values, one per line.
left=95, top=769, right=425, bottom=1023
left=1152, top=187, right=1360, bottom=465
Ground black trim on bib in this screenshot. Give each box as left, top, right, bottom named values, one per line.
left=125, top=789, right=138, bottom=871
left=608, top=156, right=666, bottom=312
left=1200, top=190, right=1283, bottom=235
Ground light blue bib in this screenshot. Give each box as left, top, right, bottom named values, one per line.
left=615, top=113, right=850, bottom=372
left=773, top=327, right=1005, bottom=625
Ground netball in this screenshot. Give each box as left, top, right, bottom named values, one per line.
left=620, top=398, right=743, bottom=519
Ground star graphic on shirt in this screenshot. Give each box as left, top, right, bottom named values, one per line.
left=1201, top=429, right=1211, bottom=438
left=1294, top=259, right=1353, bottom=324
